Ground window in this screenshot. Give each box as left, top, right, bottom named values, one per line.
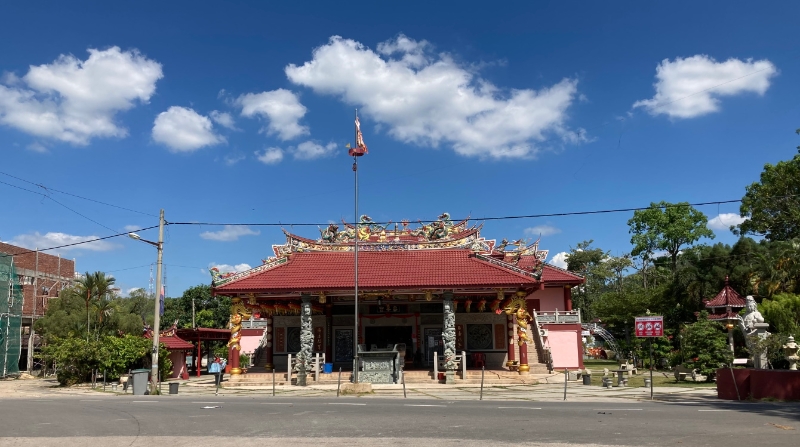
left=286, top=327, right=301, bottom=353
left=466, top=324, right=493, bottom=350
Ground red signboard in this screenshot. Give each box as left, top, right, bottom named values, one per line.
left=635, top=316, right=664, bottom=337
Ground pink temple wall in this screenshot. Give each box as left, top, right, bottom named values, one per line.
left=531, top=287, right=566, bottom=311
left=542, top=323, right=583, bottom=370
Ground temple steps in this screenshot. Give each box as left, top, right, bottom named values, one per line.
left=225, top=366, right=549, bottom=386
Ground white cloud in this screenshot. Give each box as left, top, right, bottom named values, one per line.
left=6, top=231, right=118, bottom=253
left=524, top=225, right=561, bottom=237
left=27, top=142, right=48, bottom=153
left=548, top=251, right=569, bottom=269
left=285, top=35, right=585, bottom=159
left=199, top=225, right=260, bottom=242
left=293, top=140, right=337, bottom=160
left=708, top=213, right=748, bottom=231
left=208, top=262, right=252, bottom=274
left=237, top=89, right=308, bottom=140
left=0, top=47, right=163, bottom=145
left=255, top=147, right=284, bottom=165
left=123, top=224, right=141, bottom=232
left=633, top=55, right=777, bottom=119
left=152, top=106, right=224, bottom=152
left=210, top=110, right=237, bottom=130
left=223, top=153, right=246, bottom=166
left=126, top=287, right=144, bottom=296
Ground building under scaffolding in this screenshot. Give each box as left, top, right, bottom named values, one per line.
left=1, top=255, right=22, bottom=377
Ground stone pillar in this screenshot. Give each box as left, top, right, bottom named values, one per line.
left=265, top=314, right=274, bottom=370
left=296, top=295, right=314, bottom=386
left=325, top=304, right=333, bottom=362
left=564, top=286, right=573, bottom=311
left=442, top=292, right=456, bottom=384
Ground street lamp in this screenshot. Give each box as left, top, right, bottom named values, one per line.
left=128, top=209, right=165, bottom=394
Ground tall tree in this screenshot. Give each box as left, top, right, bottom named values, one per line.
left=565, top=240, right=612, bottom=320
left=628, top=202, right=715, bottom=272
left=737, top=133, right=800, bottom=240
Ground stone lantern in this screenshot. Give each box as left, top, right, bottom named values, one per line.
left=783, top=336, right=799, bottom=371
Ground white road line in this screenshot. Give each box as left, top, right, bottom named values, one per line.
left=404, top=404, right=446, bottom=407
left=293, top=411, right=312, bottom=416
left=36, top=423, right=51, bottom=425
left=327, top=403, right=367, bottom=406
left=187, top=415, right=211, bottom=417
left=260, top=402, right=293, bottom=405
left=593, top=408, right=643, bottom=411
left=80, top=399, right=101, bottom=402
left=698, top=409, right=730, bottom=412
left=132, top=401, right=159, bottom=403
left=192, top=402, right=222, bottom=404
left=497, top=407, right=542, bottom=410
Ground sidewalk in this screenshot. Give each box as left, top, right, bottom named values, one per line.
left=0, top=373, right=719, bottom=403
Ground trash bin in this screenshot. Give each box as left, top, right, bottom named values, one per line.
left=323, top=363, right=333, bottom=374
left=582, top=375, right=592, bottom=385
left=169, top=382, right=179, bottom=394
left=130, top=369, right=149, bottom=395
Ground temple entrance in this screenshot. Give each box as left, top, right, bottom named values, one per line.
left=364, top=326, right=412, bottom=352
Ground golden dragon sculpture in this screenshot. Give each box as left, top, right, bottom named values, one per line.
left=227, top=297, right=253, bottom=355
left=496, top=293, right=532, bottom=346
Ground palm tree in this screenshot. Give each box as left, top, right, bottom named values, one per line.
left=75, top=271, right=116, bottom=338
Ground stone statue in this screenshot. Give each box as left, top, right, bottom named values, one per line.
left=742, top=295, right=765, bottom=334
left=784, top=336, right=799, bottom=371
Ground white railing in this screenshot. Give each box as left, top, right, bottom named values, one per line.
left=287, top=352, right=326, bottom=383
left=535, top=309, right=582, bottom=324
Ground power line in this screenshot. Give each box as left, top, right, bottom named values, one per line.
left=0, top=171, right=157, bottom=217
left=168, top=199, right=747, bottom=227
left=0, top=225, right=159, bottom=258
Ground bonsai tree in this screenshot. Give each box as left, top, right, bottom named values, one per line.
left=680, top=312, right=732, bottom=381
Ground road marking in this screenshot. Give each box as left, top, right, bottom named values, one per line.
left=192, top=402, right=222, bottom=404
left=293, top=411, right=312, bottom=415
left=698, top=409, right=730, bottom=412
left=260, top=402, right=293, bottom=405
left=132, top=401, right=159, bottom=403
left=497, top=407, right=542, bottom=410
left=187, top=415, right=210, bottom=418
left=593, top=408, right=642, bottom=411
left=404, top=404, right=447, bottom=407
left=32, top=400, right=53, bottom=402
left=36, top=423, right=51, bottom=425
left=327, top=403, right=366, bottom=406
left=80, top=399, right=101, bottom=402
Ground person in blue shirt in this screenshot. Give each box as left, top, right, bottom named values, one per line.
left=209, top=356, right=224, bottom=386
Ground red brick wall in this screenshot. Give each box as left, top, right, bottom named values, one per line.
left=0, top=242, right=75, bottom=317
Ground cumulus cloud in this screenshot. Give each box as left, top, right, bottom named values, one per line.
left=548, top=251, right=569, bottom=269
left=0, top=47, right=163, bottom=145
left=209, top=110, right=237, bottom=130
left=223, top=153, right=246, bottom=166
left=524, top=225, right=561, bottom=237
left=152, top=106, right=224, bottom=152
left=6, top=231, right=118, bottom=253
left=200, top=225, right=260, bottom=241
left=237, top=89, right=308, bottom=140
left=708, top=213, right=748, bottom=231
left=255, top=147, right=284, bottom=165
left=123, top=224, right=141, bottom=232
left=293, top=141, right=337, bottom=160
left=633, top=55, right=777, bottom=119
left=285, top=35, right=585, bottom=159
left=208, top=262, right=252, bottom=274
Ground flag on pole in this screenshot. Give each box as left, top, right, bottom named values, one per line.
left=355, top=116, right=368, bottom=153
left=159, top=285, right=165, bottom=316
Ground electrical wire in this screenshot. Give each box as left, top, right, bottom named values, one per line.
left=0, top=171, right=157, bottom=217
left=0, top=225, right=160, bottom=258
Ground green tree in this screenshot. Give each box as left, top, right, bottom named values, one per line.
left=564, top=240, right=612, bottom=321
left=162, top=285, right=231, bottom=329
left=680, top=311, right=732, bottom=380
left=737, top=137, right=800, bottom=240
left=759, top=293, right=800, bottom=335
left=628, top=202, right=715, bottom=272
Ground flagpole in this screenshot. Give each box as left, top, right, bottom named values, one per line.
left=353, top=108, right=360, bottom=384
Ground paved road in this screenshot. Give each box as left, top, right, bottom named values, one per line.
left=0, top=395, right=797, bottom=446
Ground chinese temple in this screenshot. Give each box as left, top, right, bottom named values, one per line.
left=704, top=276, right=747, bottom=352
left=211, top=213, right=584, bottom=383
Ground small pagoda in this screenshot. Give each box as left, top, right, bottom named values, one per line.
left=704, top=276, right=746, bottom=352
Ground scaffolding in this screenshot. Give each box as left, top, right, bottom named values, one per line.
left=0, top=256, right=22, bottom=377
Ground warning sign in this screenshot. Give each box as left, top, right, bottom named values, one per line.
left=635, top=316, right=664, bottom=337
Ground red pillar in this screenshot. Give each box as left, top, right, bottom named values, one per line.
left=195, top=338, right=201, bottom=377
left=564, top=286, right=573, bottom=311
left=506, top=313, right=516, bottom=369
left=265, top=314, right=274, bottom=370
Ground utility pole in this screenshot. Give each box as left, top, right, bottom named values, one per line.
left=150, top=210, right=165, bottom=393
left=26, top=249, right=38, bottom=373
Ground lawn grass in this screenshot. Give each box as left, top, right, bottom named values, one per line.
left=583, top=371, right=716, bottom=388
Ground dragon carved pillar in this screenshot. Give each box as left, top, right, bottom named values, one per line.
left=296, top=295, right=314, bottom=386
left=227, top=296, right=252, bottom=375
left=442, top=291, right=457, bottom=385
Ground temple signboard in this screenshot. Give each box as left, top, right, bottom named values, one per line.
left=635, top=316, right=663, bottom=337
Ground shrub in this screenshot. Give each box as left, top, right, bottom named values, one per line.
left=680, top=311, right=732, bottom=380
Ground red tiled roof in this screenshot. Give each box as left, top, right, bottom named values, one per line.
left=215, top=249, right=560, bottom=293
left=145, top=331, right=194, bottom=351
left=708, top=311, right=741, bottom=320
left=542, top=264, right=585, bottom=283
left=705, top=282, right=746, bottom=308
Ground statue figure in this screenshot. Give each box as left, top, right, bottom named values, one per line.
left=741, top=295, right=766, bottom=334
left=319, top=224, right=339, bottom=243
left=496, top=295, right=533, bottom=346
left=784, top=336, right=799, bottom=371
left=495, top=238, right=509, bottom=252
left=226, top=297, right=252, bottom=374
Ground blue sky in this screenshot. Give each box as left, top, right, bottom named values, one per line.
left=1, top=1, right=798, bottom=296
